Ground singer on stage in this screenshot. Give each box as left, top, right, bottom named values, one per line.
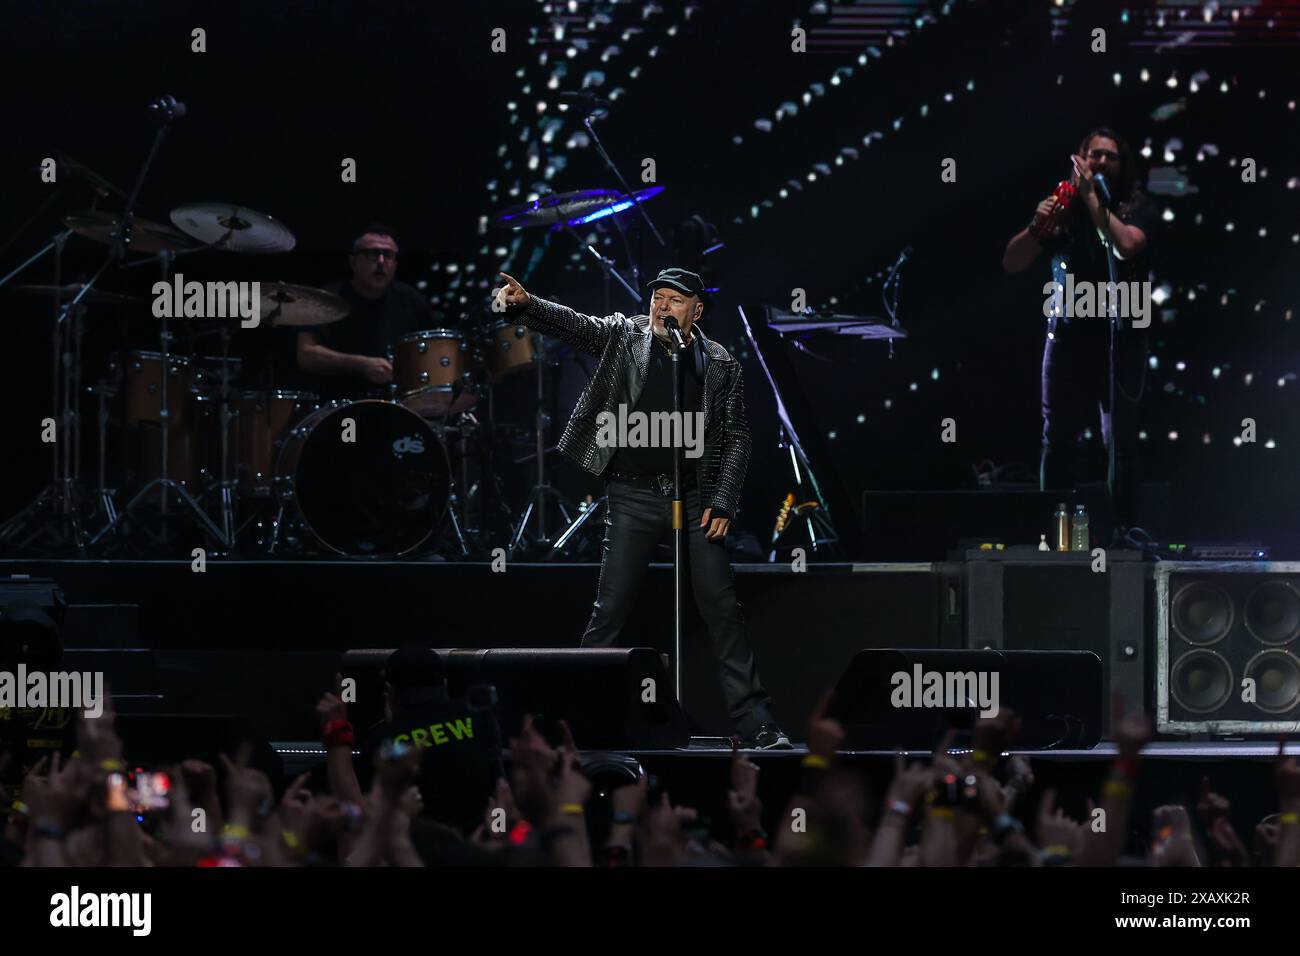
left=495, top=268, right=792, bottom=749
left=1002, top=127, right=1159, bottom=541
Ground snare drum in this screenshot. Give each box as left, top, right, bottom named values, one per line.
left=393, top=329, right=479, bottom=417
left=123, top=350, right=194, bottom=426
left=234, top=390, right=318, bottom=496
left=485, top=320, right=537, bottom=381
left=274, top=400, right=450, bottom=556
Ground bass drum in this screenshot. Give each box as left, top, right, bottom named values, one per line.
left=274, top=400, right=449, bottom=556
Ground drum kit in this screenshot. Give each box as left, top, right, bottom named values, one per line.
left=1, top=154, right=664, bottom=561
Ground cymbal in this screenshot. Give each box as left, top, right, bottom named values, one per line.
left=14, top=283, right=141, bottom=306
left=492, top=185, right=664, bottom=229
left=255, top=282, right=348, bottom=327
left=170, top=203, right=296, bottom=254
left=64, top=211, right=201, bottom=255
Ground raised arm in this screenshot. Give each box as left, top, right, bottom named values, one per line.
left=496, top=272, right=625, bottom=357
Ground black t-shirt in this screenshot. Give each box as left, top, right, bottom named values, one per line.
left=609, top=334, right=704, bottom=476
left=1040, top=191, right=1160, bottom=345
left=358, top=687, right=504, bottom=835
left=309, top=280, right=443, bottom=400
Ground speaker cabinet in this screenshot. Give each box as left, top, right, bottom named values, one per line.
left=1156, top=562, right=1300, bottom=734
left=961, top=549, right=1146, bottom=736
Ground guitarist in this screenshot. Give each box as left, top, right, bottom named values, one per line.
left=1002, top=127, right=1159, bottom=542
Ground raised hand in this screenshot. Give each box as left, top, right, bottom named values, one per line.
left=886, top=753, right=933, bottom=810
left=728, top=740, right=762, bottom=834
left=806, top=692, right=845, bottom=762
left=1111, top=694, right=1152, bottom=762
left=316, top=675, right=348, bottom=730
left=1036, top=788, right=1085, bottom=857
left=496, top=272, right=531, bottom=312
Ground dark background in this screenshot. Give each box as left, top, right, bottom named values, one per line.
left=1, top=0, right=1296, bottom=557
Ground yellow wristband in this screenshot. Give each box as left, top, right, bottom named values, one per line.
left=927, top=806, right=956, bottom=820
left=221, top=824, right=251, bottom=841
left=99, top=758, right=126, bottom=772
left=561, top=803, right=584, bottom=816
left=1280, top=812, right=1299, bottom=825
left=972, top=749, right=994, bottom=766
left=1103, top=780, right=1132, bottom=798
left=802, top=755, right=831, bottom=770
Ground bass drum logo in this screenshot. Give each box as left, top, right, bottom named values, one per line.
left=392, top=435, right=425, bottom=457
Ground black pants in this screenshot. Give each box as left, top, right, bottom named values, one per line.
left=581, top=479, right=776, bottom=738
left=1040, top=327, right=1147, bottom=534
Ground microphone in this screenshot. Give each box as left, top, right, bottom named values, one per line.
left=661, top=314, right=687, bottom=349
left=891, top=245, right=914, bottom=270
left=147, top=95, right=187, bottom=119
left=1093, top=173, right=1113, bottom=210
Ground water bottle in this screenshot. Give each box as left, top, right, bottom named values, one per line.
left=1053, top=502, right=1070, bottom=551
left=1071, top=504, right=1090, bottom=552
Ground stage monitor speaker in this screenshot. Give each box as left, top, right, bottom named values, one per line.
left=828, top=648, right=1103, bottom=749
left=960, top=549, right=1147, bottom=737
left=1155, top=561, right=1300, bottom=734
left=340, top=647, right=689, bottom=750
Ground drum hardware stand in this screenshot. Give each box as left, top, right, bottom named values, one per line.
left=548, top=495, right=607, bottom=559
left=0, top=228, right=95, bottom=554
left=509, top=342, right=579, bottom=555
left=89, top=250, right=230, bottom=551
left=86, top=383, right=120, bottom=527
left=436, top=417, right=471, bottom=559
left=478, top=382, right=520, bottom=546
left=207, top=320, right=239, bottom=546
left=77, top=96, right=227, bottom=551
left=581, top=111, right=666, bottom=260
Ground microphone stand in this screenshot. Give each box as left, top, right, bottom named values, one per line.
left=664, top=316, right=687, bottom=703
left=1095, top=182, right=1121, bottom=544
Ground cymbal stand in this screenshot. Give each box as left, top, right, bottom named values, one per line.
left=90, top=250, right=229, bottom=550
left=462, top=389, right=519, bottom=551
left=508, top=342, right=579, bottom=555
left=214, top=321, right=238, bottom=546
left=0, top=230, right=97, bottom=554
left=88, top=383, right=119, bottom=527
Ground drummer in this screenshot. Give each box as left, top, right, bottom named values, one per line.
left=297, top=224, right=446, bottom=401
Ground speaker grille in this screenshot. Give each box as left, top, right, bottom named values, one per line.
left=1171, top=582, right=1233, bottom=645
left=1243, top=650, right=1300, bottom=713
left=1170, top=648, right=1234, bottom=714
left=1244, top=581, right=1300, bottom=646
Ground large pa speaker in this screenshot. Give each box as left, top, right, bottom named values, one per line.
left=340, top=647, right=690, bottom=750
left=828, top=648, right=1104, bottom=749
left=1155, top=562, right=1300, bottom=734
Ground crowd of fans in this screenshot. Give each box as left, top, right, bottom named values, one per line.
left=3, top=645, right=1299, bottom=867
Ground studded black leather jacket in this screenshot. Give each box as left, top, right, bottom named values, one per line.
left=515, top=295, right=751, bottom=519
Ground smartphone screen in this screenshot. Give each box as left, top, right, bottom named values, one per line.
left=106, top=773, right=130, bottom=812
left=134, top=771, right=171, bottom=812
